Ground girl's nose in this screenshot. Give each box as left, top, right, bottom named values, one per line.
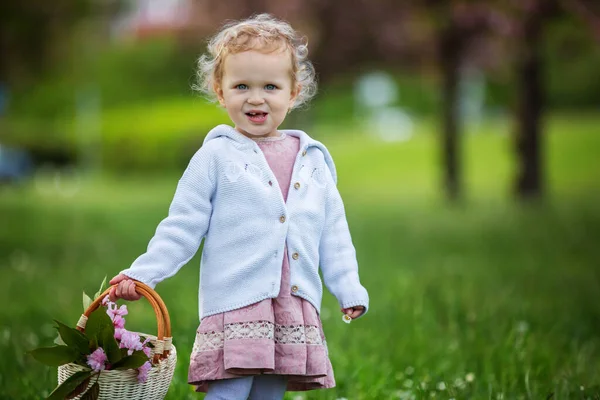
left=247, top=91, right=265, bottom=105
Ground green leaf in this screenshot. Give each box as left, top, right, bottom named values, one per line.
left=53, top=334, right=66, bottom=346
left=81, top=381, right=100, bottom=400
left=94, top=276, right=107, bottom=301
left=46, top=370, right=94, bottom=400
left=100, top=326, right=121, bottom=364
left=85, top=307, right=113, bottom=343
left=54, top=320, right=91, bottom=355
left=89, top=336, right=98, bottom=353
left=111, top=350, right=150, bottom=370
left=28, top=346, right=79, bottom=366
left=65, top=375, right=91, bottom=399
left=83, top=291, right=93, bottom=312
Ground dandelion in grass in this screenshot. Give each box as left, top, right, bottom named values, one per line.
left=453, top=377, right=466, bottom=389
left=465, top=372, right=475, bottom=383
left=516, top=320, right=529, bottom=334
left=87, top=347, right=107, bottom=371
left=420, top=381, right=428, bottom=390
left=394, top=390, right=415, bottom=400
left=403, top=379, right=413, bottom=388
left=405, top=365, right=414, bottom=375
left=437, top=381, right=447, bottom=391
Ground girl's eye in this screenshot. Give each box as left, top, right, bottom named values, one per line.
left=265, top=84, right=277, bottom=90
left=235, top=84, right=248, bottom=90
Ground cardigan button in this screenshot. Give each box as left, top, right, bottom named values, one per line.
left=291, top=285, right=299, bottom=293
left=279, top=215, right=286, bottom=223
left=294, top=182, right=300, bottom=190
left=292, top=252, right=299, bottom=260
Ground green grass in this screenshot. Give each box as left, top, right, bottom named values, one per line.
left=1, top=114, right=599, bottom=399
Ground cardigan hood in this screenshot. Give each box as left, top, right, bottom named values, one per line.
left=204, top=124, right=338, bottom=184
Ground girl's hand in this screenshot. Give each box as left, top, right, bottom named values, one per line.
left=108, top=274, right=142, bottom=302
left=341, top=306, right=365, bottom=319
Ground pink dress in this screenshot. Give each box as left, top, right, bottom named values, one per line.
left=187, top=133, right=336, bottom=392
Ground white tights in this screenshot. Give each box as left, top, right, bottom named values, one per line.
left=204, top=375, right=288, bottom=400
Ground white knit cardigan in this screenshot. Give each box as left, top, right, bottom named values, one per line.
left=120, top=124, right=369, bottom=320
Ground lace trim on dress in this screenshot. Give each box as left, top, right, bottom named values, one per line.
left=192, top=321, right=323, bottom=352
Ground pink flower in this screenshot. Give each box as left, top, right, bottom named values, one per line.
left=101, top=295, right=110, bottom=306
left=113, top=314, right=125, bottom=329
left=86, top=348, right=107, bottom=372
left=119, top=330, right=143, bottom=355
left=106, top=303, right=128, bottom=320
left=114, top=328, right=125, bottom=341
left=141, top=337, right=152, bottom=357
left=136, top=361, right=152, bottom=383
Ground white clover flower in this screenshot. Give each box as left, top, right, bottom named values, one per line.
left=453, top=377, right=465, bottom=389
left=405, top=366, right=415, bottom=375
left=403, top=379, right=413, bottom=388
left=465, top=372, right=475, bottom=383
left=516, top=320, right=529, bottom=334
left=437, top=381, right=447, bottom=391
left=342, top=314, right=352, bottom=324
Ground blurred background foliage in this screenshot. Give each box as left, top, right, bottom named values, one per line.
left=1, top=0, right=599, bottom=175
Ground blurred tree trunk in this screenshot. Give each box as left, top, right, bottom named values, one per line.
left=438, top=18, right=463, bottom=202
left=514, top=3, right=545, bottom=200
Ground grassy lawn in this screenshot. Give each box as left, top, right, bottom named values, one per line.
left=1, top=114, right=599, bottom=399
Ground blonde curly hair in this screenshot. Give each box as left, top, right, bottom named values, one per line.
left=194, top=14, right=317, bottom=109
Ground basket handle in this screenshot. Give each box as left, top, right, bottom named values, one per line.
left=76, top=281, right=172, bottom=363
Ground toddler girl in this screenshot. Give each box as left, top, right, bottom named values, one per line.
left=108, top=13, right=369, bottom=400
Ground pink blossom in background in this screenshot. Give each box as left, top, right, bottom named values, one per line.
left=119, top=330, right=143, bottom=355
left=86, top=348, right=107, bottom=372
left=137, top=361, right=152, bottom=383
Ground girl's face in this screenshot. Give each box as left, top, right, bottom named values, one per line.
left=215, top=49, right=299, bottom=139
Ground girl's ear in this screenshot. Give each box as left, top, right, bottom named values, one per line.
left=214, top=83, right=226, bottom=107
left=289, top=83, right=301, bottom=109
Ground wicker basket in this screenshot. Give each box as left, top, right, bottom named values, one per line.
left=58, top=282, right=177, bottom=399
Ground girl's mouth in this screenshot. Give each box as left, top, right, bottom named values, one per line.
left=245, top=112, right=268, bottom=123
